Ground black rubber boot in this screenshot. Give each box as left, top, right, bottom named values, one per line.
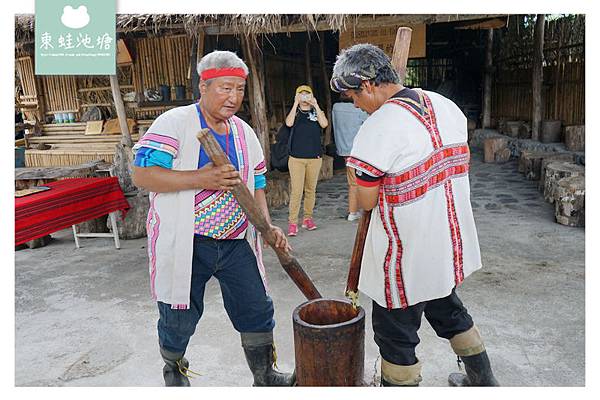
left=448, top=351, right=499, bottom=386
left=160, top=347, right=192, bottom=387
left=241, top=332, right=295, bottom=386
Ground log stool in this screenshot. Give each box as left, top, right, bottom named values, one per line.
left=554, top=175, right=585, bottom=227
left=265, top=171, right=290, bottom=209
left=518, top=151, right=554, bottom=180
left=540, top=120, right=562, bottom=143
left=564, top=125, right=585, bottom=152
left=503, top=121, right=522, bottom=138
left=542, top=161, right=585, bottom=203
left=483, top=137, right=509, bottom=163
left=538, top=153, right=576, bottom=191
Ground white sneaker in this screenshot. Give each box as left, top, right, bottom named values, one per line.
left=347, top=212, right=361, bottom=222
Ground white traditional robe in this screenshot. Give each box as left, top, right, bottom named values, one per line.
left=132, top=104, right=267, bottom=309
left=347, top=90, right=482, bottom=309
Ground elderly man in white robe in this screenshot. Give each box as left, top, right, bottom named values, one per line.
left=330, top=43, right=499, bottom=387
left=132, top=50, right=294, bottom=387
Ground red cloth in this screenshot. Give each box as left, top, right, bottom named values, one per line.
left=15, top=177, right=130, bottom=245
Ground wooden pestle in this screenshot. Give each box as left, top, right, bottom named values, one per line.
left=196, top=128, right=322, bottom=300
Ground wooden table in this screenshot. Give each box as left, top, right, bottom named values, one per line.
left=15, top=177, right=130, bottom=249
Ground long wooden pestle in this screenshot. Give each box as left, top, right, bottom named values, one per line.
left=196, top=128, right=322, bottom=300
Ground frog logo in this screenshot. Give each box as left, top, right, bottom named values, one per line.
left=60, top=5, right=91, bottom=29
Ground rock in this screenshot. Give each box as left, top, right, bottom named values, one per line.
left=554, top=175, right=585, bottom=227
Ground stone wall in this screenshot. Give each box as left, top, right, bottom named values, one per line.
left=471, top=129, right=584, bottom=166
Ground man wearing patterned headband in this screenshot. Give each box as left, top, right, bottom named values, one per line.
left=331, top=43, right=499, bottom=387
left=132, top=50, right=294, bottom=387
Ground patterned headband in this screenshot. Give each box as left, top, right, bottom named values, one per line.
left=330, top=65, right=378, bottom=93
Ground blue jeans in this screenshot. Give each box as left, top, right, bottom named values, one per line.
left=157, top=235, right=275, bottom=354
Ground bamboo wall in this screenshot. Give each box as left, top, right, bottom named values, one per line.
left=132, top=35, right=192, bottom=97
left=40, top=75, right=79, bottom=116
left=491, top=59, right=585, bottom=126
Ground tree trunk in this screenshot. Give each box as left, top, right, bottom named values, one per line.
left=482, top=29, right=494, bottom=128
left=319, top=36, right=333, bottom=145
left=241, top=35, right=270, bottom=164
left=531, top=14, right=545, bottom=141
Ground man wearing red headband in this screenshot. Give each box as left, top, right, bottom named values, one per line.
left=132, top=50, right=294, bottom=387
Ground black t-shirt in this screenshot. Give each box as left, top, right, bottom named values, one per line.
left=289, top=108, right=322, bottom=159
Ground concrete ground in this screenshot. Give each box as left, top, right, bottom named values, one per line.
left=14, top=151, right=585, bottom=386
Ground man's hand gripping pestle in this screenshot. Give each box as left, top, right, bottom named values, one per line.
left=196, top=128, right=322, bottom=300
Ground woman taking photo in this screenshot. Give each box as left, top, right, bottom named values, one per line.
left=285, top=85, right=328, bottom=236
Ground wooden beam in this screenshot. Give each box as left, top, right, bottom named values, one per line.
left=199, top=14, right=508, bottom=36
left=482, top=29, right=494, bottom=128
left=531, top=14, right=545, bottom=141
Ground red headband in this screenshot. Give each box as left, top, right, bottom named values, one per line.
left=200, top=67, right=248, bottom=80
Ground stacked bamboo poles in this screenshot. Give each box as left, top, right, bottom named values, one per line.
left=16, top=57, right=38, bottom=101
left=25, top=151, right=116, bottom=167
left=42, top=75, right=79, bottom=114
left=134, top=35, right=191, bottom=97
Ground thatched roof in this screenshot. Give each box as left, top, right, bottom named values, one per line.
left=15, top=14, right=507, bottom=43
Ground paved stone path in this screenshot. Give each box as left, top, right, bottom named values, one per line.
left=15, top=151, right=584, bottom=386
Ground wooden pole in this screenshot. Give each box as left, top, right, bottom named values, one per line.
left=482, top=28, right=494, bottom=128
left=196, top=128, right=322, bottom=300
left=345, top=27, right=413, bottom=304
left=305, top=35, right=313, bottom=87
left=109, top=74, right=132, bottom=147
left=391, top=27, right=413, bottom=85
left=190, top=35, right=199, bottom=100
left=319, top=36, right=333, bottom=145
left=241, top=34, right=271, bottom=165
left=531, top=14, right=545, bottom=141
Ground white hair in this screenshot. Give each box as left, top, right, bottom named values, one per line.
left=197, top=50, right=249, bottom=81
